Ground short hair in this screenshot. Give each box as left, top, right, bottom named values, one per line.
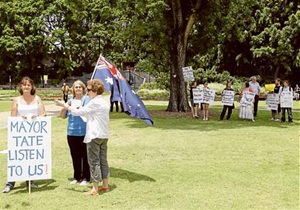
left=245, top=81, right=250, bottom=88
left=275, top=78, right=281, bottom=82
left=71, top=80, right=86, bottom=96
left=18, top=76, right=36, bottom=95
left=87, top=79, right=105, bottom=95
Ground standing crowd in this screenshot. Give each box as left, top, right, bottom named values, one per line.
left=189, top=76, right=295, bottom=123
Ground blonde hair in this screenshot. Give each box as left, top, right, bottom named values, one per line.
left=71, top=80, right=86, bottom=96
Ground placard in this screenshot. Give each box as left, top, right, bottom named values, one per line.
left=221, top=90, right=235, bottom=106
left=266, top=94, right=279, bottom=110
left=193, top=88, right=215, bottom=104
left=280, top=91, right=293, bottom=108
left=182, top=66, right=194, bottom=82
left=7, top=117, right=52, bottom=182
left=240, top=91, right=255, bottom=106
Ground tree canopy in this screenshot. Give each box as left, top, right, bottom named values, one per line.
left=0, top=0, right=299, bottom=110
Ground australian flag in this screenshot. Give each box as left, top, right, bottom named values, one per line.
left=91, top=55, right=154, bottom=126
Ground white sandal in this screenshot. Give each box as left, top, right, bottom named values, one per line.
left=2, top=186, right=12, bottom=193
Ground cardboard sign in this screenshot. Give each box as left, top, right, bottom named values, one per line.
left=221, top=90, right=235, bottom=106
left=280, top=91, right=293, bottom=108
left=266, top=94, right=279, bottom=110
left=7, top=117, right=52, bottom=182
left=193, top=88, right=215, bottom=104
left=240, top=91, right=255, bottom=106
left=182, top=66, right=194, bottom=82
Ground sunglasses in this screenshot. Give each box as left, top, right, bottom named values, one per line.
left=87, top=88, right=93, bottom=92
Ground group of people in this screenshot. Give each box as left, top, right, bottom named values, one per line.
left=3, top=76, right=110, bottom=196
left=189, top=76, right=295, bottom=123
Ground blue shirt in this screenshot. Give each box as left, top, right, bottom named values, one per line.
left=67, top=95, right=90, bottom=136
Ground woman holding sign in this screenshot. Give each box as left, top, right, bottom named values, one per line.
left=189, top=81, right=199, bottom=118
left=2, top=76, right=46, bottom=193
left=279, top=80, right=293, bottom=123
left=220, top=82, right=235, bottom=120
left=239, top=81, right=255, bottom=122
left=55, top=79, right=110, bottom=196
left=59, top=80, right=91, bottom=186
left=202, top=82, right=210, bottom=120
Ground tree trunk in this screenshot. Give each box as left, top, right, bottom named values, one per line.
left=166, top=0, right=202, bottom=112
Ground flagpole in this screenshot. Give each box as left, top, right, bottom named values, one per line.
left=90, top=54, right=103, bottom=80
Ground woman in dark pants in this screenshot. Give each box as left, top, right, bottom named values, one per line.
left=220, top=82, right=235, bottom=120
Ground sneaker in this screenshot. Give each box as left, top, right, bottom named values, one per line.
left=79, top=180, right=89, bottom=186
left=270, top=117, right=274, bottom=120
left=195, top=115, right=199, bottom=118
left=2, top=186, right=12, bottom=193
left=70, top=180, right=78, bottom=185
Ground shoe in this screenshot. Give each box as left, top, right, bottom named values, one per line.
left=2, top=186, right=12, bottom=193
left=275, top=119, right=280, bottom=122
left=203, top=118, right=205, bottom=121
left=252, top=119, right=255, bottom=122
left=98, top=186, right=110, bottom=193
left=70, top=180, right=78, bottom=185
left=84, top=190, right=99, bottom=196
left=79, top=180, right=89, bottom=186
left=270, top=117, right=274, bottom=120
left=195, top=115, right=199, bottom=118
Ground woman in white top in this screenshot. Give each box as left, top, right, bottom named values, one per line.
left=2, top=76, right=46, bottom=193
left=55, top=79, right=110, bottom=196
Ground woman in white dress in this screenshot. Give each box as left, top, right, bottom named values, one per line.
left=239, top=81, right=255, bottom=122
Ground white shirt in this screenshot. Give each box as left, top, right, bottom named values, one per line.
left=249, top=81, right=260, bottom=95
left=69, top=95, right=110, bottom=143
left=17, top=96, right=39, bottom=116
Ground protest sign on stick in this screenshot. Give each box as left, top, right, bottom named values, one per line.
left=182, top=66, right=194, bottom=82
left=221, top=90, right=235, bottom=106
left=7, top=117, right=52, bottom=183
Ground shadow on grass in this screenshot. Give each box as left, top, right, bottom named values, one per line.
left=110, top=167, right=156, bottom=183
left=110, top=106, right=300, bottom=131
left=10, top=179, right=57, bottom=194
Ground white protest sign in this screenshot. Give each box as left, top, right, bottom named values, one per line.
left=193, top=88, right=215, bottom=104
left=280, top=91, right=293, bottom=108
left=221, top=90, right=235, bottom=106
left=192, top=88, right=202, bottom=104
left=71, top=99, right=81, bottom=108
left=266, top=94, right=279, bottom=110
left=240, top=91, right=255, bottom=106
left=182, top=66, right=194, bottom=82
left=7, top=117, right=52, bottom=182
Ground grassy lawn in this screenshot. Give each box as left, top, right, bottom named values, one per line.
left=0, top=100, right=299, bottom=209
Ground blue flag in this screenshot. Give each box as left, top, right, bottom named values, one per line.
left=92, top=56, right=154, bottom=126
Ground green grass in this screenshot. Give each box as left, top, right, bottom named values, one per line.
left=0, top=101, right=299, bottom=209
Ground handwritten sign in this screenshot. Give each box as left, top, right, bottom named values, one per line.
left=240, top=91, right=255, bottom=106
left=280, top=91, right=293, bottom=108
left=193, top=88, right=215, bottom=104
left=266, top=94, right=279, bottom=110
left=221, top=90, right=235, bottom=106
left=7, top=117, right=52, bottom=182
left=182, top=66, right=194, bottom=82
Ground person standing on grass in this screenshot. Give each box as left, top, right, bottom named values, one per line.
left=239, top=81, right=255, bottom=122
left=220, top=82, right=235, bottom=120
left=55, top=79, right=110, bottom=196
left=2, top=76, right=47, bottom=193
left=270, top=78, right=281, bottom=121
left=202, top=82, right=210, bottom=121
left=279, top=80, right=293, bottom=123
left=249, top=76, right=261, bottom=118
left=189, top=81, right=199, bottom=118
left=61, top=82, right=70, bottom=103
left=59, top=80, right=91, bottom=186
left=294, top=84, right=300, bottom=101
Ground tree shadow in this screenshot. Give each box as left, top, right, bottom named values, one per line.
left=116, top=106, right=300, bottom=131
left=10, top=179, right=58, bottom=194
left=110, top=167, right=156, bottom=183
